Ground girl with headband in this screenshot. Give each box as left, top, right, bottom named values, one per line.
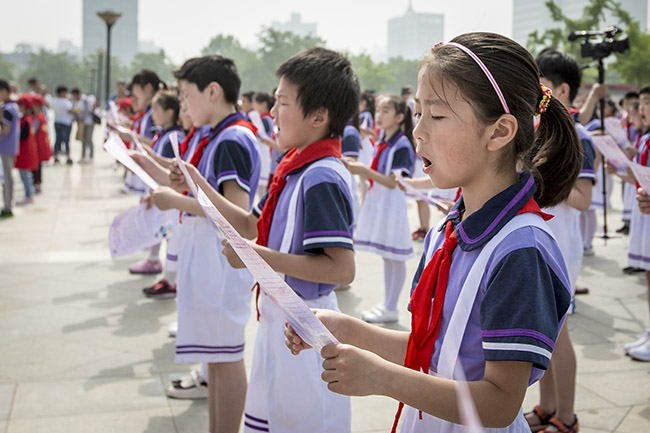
left=285, top=32, right=581, bottom=433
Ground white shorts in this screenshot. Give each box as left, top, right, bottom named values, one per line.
left=243, top=291, right=351, bottom=433
left=175, top=217, right=254, bottom=363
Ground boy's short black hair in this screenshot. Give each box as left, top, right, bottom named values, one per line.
left=276, top=47, right=359, bottom=137
left=254, top=91, right=274, bottom=110
left=401, top=86, right=413, bottom=96
left=535, top=47, right=582, bottom=103
left=56, top=85, right=68, bottom=95
left=639, top=85, right=650, bottom=97
left=241, top=91, right=255, bottom=102
left=173, top=56, right=240, bottom=105
left=71, top=88, right=81, bottom=95
left=620, top=91, right=639, bottom=107
left=130, top=70, right=166, bottom=92
left=0, top=79, right=9, bottom=93
left=27, top=77, right=38, bottom=86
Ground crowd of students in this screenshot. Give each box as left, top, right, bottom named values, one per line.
left=3, top=30, right=650, bottom=433
left=0, top=77, right=102, bottom=218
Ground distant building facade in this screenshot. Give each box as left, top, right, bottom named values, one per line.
left=271, top=13, right=317, bottom=37
left=387, top=3, right=444, bottom=60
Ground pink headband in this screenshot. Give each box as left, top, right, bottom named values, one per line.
left=436, top=42, right=510, bottom=114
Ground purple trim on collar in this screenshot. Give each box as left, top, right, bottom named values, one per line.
left=458, top=174, right=534, bottom=245
left=481, top=328, right=555, bottom=350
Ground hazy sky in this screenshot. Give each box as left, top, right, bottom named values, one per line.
left=2, top=0, right=513, bottom=62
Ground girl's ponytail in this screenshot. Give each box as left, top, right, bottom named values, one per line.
left=402, top=104, right=415, bottom=151
left=524, top=95, right=582, bottom=208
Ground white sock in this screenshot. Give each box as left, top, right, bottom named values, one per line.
left=384, top=258, right=406, bottom=312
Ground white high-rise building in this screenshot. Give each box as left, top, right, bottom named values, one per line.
left=82, top=0, right=138, bottom=65
left=387, top=2, right=444, bottom=60
left=513, top=0, right=647, bottom=49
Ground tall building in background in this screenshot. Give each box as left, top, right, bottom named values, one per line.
left=271, top=13, right=317, bottom=37
left=513, top=0, right=647, bottom=48
left=82, top=0, right=138, bottom=65
left=387, top=1, right=443, bottom=60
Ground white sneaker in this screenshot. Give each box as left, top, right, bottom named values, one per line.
left=628, top=338, right=650, bottom=362
left=362, top=305, right=398, bottom=323
left=361, top=304, right=385, bottom=321
left=583, top=246, right=595, bottom=257
left=166, top=369, right=208, bottom=399
left=167, top=322, right=178, bottom=338
left=624, top=329, right=650, bottom=354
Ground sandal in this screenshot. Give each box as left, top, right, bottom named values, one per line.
left=525, top=405, right=556, bottom=432
left=539, top=415, right=579, bottom=433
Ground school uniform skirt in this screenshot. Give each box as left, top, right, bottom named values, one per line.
left=545, top=203, right=581, bottom=301
left=124, top=172, right=150, bottom=197
left=358, top=136, right=374, bottom=167
left=628, top=203, right=650, bottom=270
left=243, top=291, right=351, bottom=433
left=623, top=181, right=636, bottom=220
left=174, top=216, right=254, bottom=363
left=355, top=184, right=414, bottom=261
left=402, top=405, right=529, bottom=433
left=590, top=169, right=613, bottom=210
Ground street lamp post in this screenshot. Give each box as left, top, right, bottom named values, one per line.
left=97, top=11, right=122, bottom=107
left=96, top=50, right=104, bottom=102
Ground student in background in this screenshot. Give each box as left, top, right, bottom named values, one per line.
left=0, top=79, right=19, bottom=218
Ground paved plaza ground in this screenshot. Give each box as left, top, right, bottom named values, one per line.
left=0, top=131, right=649, bottom=432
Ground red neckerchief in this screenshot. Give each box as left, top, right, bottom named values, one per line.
left=391, top=196, right=548, bottom=432
left=179, top=127, right=196, bottom=159
left=251, top=137, right=341, bottom=320
left=188, top=113, right=257, bottom=169
left=151, top=130, right=161, bottom=148
left=368, top=130, right=404, bottom=188
left=256, top=137, right=341, bottom=247
left=126, top=110, right=146, bottom=149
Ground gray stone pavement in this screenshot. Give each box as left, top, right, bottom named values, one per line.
left=0, top=130, right=649, bottom=432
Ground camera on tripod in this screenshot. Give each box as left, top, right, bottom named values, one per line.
left=568, top=26, right=630, bottom=60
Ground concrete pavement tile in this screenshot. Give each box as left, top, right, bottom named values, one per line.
left=11, top=377, right=168, bottom=419
left=0, top=337, right=124, bottom=382
left=350, top=395, right=399, bottom=432
left=579, top=369, right=650, bottom=407
left=0, top=384, right=15, bottom=420
left=577, top=406, right=632, bottom=432
left=167, top=398, right=209, bottom=433
left=615, top=404, right=650, bottom=433
left=6, top=408, right=176, bottom=433
left=0, top=421, right=5, bottom=433
left=575, top=342, right=649, bottom=373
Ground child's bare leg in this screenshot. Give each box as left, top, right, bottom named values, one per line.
left=208, top=360, right=247, bottom=433
left=416, top=200, right=430, bottom=230
left=548, top=322, right=577, bottom=428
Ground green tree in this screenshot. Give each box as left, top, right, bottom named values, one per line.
left=18, top=49, right=83, bottom=92
left=349, top=53, right=394, bottom=93
left=200, top=34, right=267, bottom=93
left=128, top=49, right=177, bottom=84
left=526, top=0, right=633, bottom=62
left=383, top=57, right=419, bottom=95
left=611, top=21, right=650, bottom=87
left=80, top=54, right=128, bottom=99
left=0, top=54, right=15, bottom=81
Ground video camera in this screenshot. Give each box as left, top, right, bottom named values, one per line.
left=568, top=26, right=629, bottom=60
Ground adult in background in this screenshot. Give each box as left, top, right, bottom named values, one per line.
left=71, top=88, right=96, bottom=163
left=107, top=80, right=129, bottom=109
left=51, top=86, right=74, bottom=165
